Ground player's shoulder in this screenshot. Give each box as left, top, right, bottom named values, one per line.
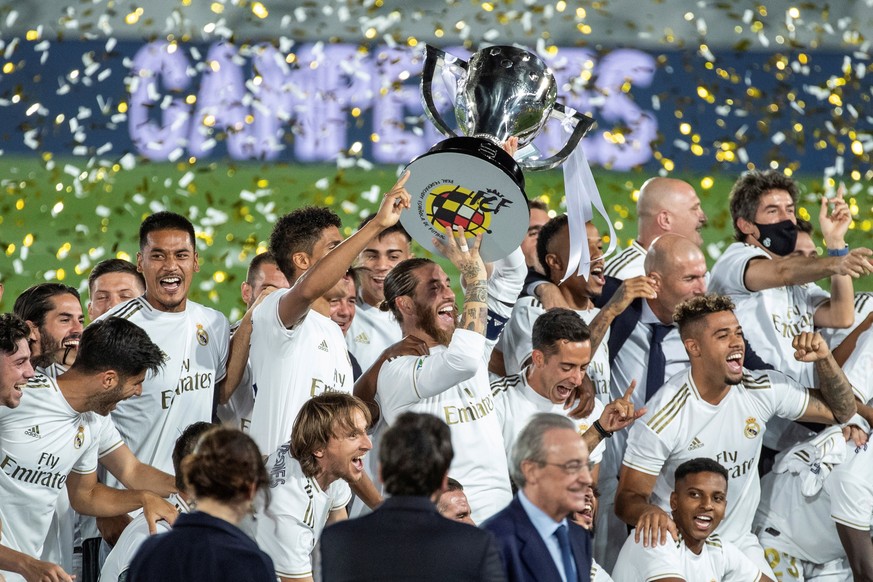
left=185, top=300, right=229, bottom=326
left=511, top=295, right=544, bottom=314
left=643, top=377, right=694, bottom=436
left=490, top=372, right=524, bottom=397
left=103, top=296, right=150, bottom=321
left=604, top=243, right=645, bottom=277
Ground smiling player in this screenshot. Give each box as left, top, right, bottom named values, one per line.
left=255, top=393, right=372, bottom=582
left=612, top=458, right=768, bottom=581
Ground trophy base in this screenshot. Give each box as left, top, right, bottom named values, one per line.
left=400, top=137, right=529, bottom=263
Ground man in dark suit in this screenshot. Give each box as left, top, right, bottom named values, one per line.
left=319, top=412, right=506, bottom=582
left=482, top=413, right=594, bottom=582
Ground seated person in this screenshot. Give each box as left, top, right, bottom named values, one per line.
left=612, top=458, right=770, bottom=582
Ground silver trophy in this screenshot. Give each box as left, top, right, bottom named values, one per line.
left=400, top=44, right=595, bottom=262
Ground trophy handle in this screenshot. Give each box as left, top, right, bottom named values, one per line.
left=420, top=45, right=467, bottom=139
left=518, top=104, right=596, bottom=171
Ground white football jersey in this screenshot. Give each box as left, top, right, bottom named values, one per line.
left=755, top=437, right=873, bottom=564
left=500, top=296, right=611, bottom=402
left=710, top=242, right=830, bottom=386
left=491, top=369, right=606, bottom=465
left=215, top=320, right=255, bottom=432
left=623, top=368, right=808, bottom=544
left=841, top=326, right=873, bottom=404
left=0, top=375, right=109, bottom=580
left=255, top=443, right=351, bottom=580
left=819, top=292, right=873, bottom=349
left=249, top=290, right=353, bottom=455
left=376, top=329, right=512, bottom=523
left=99, top=493, right=189, bottom=582
left=603, top=241, right=646, bottom=280
left=101, top=297, right=229, bottom=476
left=612, top=531, right=763, bottom=582
left=346, top=302, right=402, bottom=373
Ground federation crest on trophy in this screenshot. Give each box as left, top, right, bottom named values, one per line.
left=400, top=44, right=596, bottom=261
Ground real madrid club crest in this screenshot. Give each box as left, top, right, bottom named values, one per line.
left=74, top=424, right=85, bottom=449
left=196, top=324, right=209, bottom=347
left=744, top=417, right=761, bottom=439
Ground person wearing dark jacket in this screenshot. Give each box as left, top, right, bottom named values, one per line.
left=320, top=412, right=506, bottom=582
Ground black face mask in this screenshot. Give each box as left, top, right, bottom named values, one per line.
left=755, top=219, right=797, bottom=256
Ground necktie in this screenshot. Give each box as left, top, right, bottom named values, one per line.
left=554, top=523, right=577, bottom=582
left=645, top=323, right=672, bottom=402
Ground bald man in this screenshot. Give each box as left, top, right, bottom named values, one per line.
left=604, top=178, right=708, bottom=280
left=594, top=234, right=707, bottom=571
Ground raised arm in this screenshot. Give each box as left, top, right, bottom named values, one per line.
left=793, top=331, right=858, bottom=424
left=588, top=275, right=656, bottom=354
left=219, top=286, right=281, bottom=404
left=277, top=172, right=411, bottom=328
left=814, top=188, right=859, bottom=328
left=743, top=251, right=872, bottom=293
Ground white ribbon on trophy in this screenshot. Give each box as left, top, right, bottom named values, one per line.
left=560, top=139, right=617, bottom=284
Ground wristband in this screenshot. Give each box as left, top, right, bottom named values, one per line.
left=827, top=245, right=849, bottom=257
left=592, top=419, right=613, bottom=439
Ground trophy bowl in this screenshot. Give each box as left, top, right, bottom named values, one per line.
left=400, top=45, right=595, bottom=262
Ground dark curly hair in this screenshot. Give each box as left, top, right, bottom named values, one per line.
left=673, top=293, right=736, bottom=340
left=269, top=207, right=342, bottom=281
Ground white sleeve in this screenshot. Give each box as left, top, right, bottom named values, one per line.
left=842, top=330, right=873, bottom=403
left=826, top=461, right=873, bottom=531
left=257, top=512, right=316, bottom=579
left=503, top=302, right=544, bottom=375
left=615, top=534, right=686, bottom=581
left=376, top=329, right=484, bottom=413
left=96, top=415, right=125, bottom=458
left=710, top=244, right=768, bottom=295
left=328, top=479, right=352, bottom=511
left=72, top=425, right=102, bottom=474
left=721, top=540, right=765, bottom=581
left=767, top=371, right=810, bottom=421
left=485, top=249, right=526, bottom=359
left=621, top=418, right=672, bottom=476
left=805, top=282, right=831, bottom=311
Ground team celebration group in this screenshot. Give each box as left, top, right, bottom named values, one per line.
left=1, top=163, right=873, bottom=582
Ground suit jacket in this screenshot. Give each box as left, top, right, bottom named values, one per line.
left=320, top=495, right=506, bottom=582
left=482, top=496, right=592, bottom=582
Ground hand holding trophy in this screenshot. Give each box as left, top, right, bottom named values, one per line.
left=400, top=45, right=596, bottom=262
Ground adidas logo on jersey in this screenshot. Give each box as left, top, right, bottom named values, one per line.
left=688, top=437, right=704, bottom=451
left=318, top=340, right=329, bottom=352
left=354, top=332, right=370, bottom=344
left=24, top=425, right=41, bottom=439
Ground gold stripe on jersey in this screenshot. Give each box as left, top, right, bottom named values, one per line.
left=112, top=298, right=146, bottom=320
left=490, top=374, right=523, bottom=397
left=603, top=246, right=643, bottom=276
left=27, top=375, right=53, bottom=390
left=704, top=534, right=723, bottom=548
left=647, top=385, right=691, bottom=434
left=831, top=514, right=870, bottom=530
left=741, top=371, right=771, bottom=390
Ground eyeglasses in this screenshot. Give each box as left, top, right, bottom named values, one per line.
left=540, top=460, right=594, bottom=475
